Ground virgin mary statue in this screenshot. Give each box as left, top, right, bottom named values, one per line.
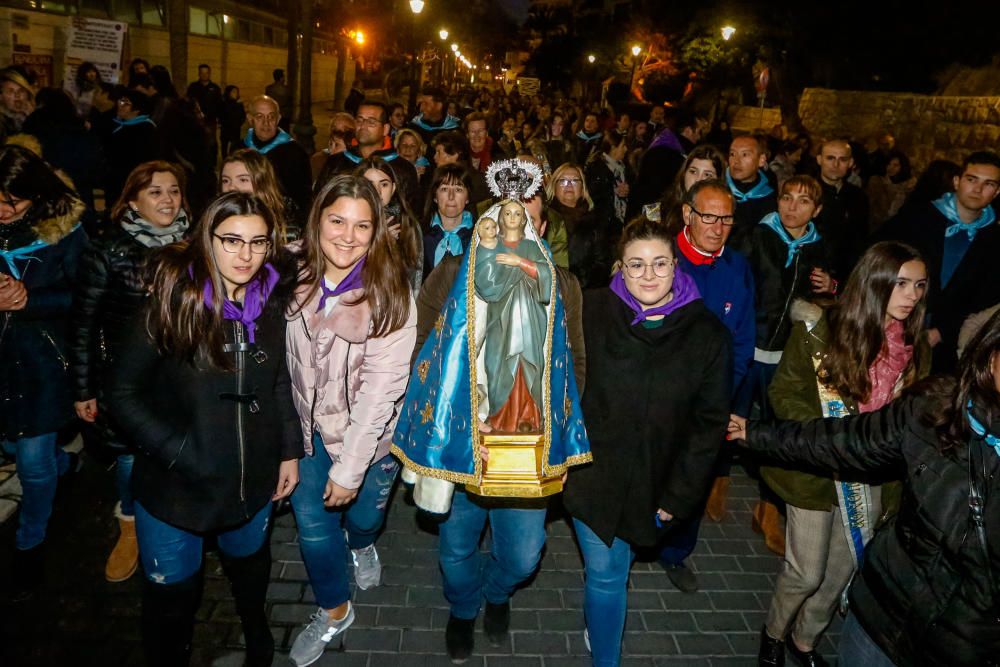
left=392, top=160, right=591, bottom=512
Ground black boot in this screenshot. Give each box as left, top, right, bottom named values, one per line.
left=483, top=600, right=510, bottom=646
left=10, top=543, right=44, bottom=603
left=445, top=614, right=475, bottom=664
left=141, top=573, right=202, bottom=667
left=220, top=545, right=274, bottom=667
left=758, top=626, right=785, bottom=667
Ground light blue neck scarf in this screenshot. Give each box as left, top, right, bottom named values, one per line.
left=968, top=401, right=1000, bottom=458
left=431, top=211, right=474, bottom=266
left=112, top=114, right=155, bottom=134
left=935, top=192, right=996, bottom=241
left=244, top=128, right=294, bottom=155
left=759, top=211, right=821, bottom=267
left=726, top=169, right=774, bottom=203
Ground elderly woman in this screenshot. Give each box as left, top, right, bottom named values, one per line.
left=545, top=162, right=609, bottom=288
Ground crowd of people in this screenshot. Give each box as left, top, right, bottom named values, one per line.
left=1, top=56, right=1000, bottom=667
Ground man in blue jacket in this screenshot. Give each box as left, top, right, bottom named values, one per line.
left=659, top=179, right=755, bottom=592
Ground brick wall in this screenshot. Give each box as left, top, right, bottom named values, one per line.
left=798, top=87, right=1000, bottom=171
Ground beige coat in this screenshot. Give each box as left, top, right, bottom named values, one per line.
left=286, top=286, right=416, bottom=490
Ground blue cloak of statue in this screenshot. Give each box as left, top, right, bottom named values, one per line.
left=391, top=201, right=591, bottom=486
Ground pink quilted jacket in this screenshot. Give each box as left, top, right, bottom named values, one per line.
left=286, top=285, right=417, bottom=490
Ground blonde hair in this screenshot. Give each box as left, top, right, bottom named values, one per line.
left=545, top=162, right=594, bottom=210
left=394, top=128, right=426, bottom=157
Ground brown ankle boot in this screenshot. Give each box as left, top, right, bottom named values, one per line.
left=751, top=499, right=786, bottom=556
left=704, top=476, right=730, bottom=522
left=105, top=504, right=139, bottom=582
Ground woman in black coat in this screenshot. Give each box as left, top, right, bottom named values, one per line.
left=108, top=193, right=302, bottom=667
left=0, top=145, right=88, bottom=601
left=220, top=85, right=246, bottom=158
left=563, top=218, right=732, bottom=667
left=69, top=160, right=190, bottom=584
left=729, top=307, right=1000, bottom=667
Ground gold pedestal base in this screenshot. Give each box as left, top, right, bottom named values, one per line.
left=465, top=432, right=563, bottom=498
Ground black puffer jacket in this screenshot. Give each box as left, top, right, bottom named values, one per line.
left=68, top=223, right=161, bottom=445
left=748, top=387, right=1000, bottom=667
left=107, top=263, right=303, bottom=532
left=0, top=198, right=88, bottom=441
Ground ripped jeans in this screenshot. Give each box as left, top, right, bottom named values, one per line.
left=291, top=433, right=399, bottom=608
left=134, top=501, right=272, bottom=584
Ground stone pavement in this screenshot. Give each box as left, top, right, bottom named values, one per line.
left=0, top=450, right=840, bottom=666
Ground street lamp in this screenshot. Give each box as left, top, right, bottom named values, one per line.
left=451, top=43, right=458, bottom=52
left=721, top=25, right=736, bottom=41
left=409, top=0, right=424, bottom=13
left=439, top=28, right=448, bottom=40
left=587, top=54, right=596, bottom=63
left=408, top=0, right=424, bottom=116
left=629, top=45, right=642, bottom=98
left=631, top=44, right=641, bottom=57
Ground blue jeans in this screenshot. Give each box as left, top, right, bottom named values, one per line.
left=291, top=434, right=399, bottom=609
left=116, top=453, right=135, bottom=517
left=838, top=612, right=896, bottom=666
left=2, top=433, right=69, bottom=550
left=135, top=501, right=272, bottom=584
left=439, top=488, right=547, bottom=620
left=574, top=518, right=634, bottom=667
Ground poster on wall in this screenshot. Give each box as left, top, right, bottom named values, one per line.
left=63, top=17, right=127, bottom=87
left=12, top=54, right=54, bottom=89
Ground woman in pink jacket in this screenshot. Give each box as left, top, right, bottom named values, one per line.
left=285, top=175, right=416, bottom=667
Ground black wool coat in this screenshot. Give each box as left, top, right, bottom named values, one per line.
left=108, top=277, right=303, bottom=533
left=563, top=289, right=732, bottom=547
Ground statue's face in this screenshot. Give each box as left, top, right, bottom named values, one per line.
left=500, top=203, right=525, bottom=233
left=478, top=218, right=497, bottom=240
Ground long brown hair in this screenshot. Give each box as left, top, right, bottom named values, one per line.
left=819, top=241, right=927, bottom=403
left=659, top=145, right=725, bottom=233
left=219, top=149, right=287, bottom=242
left=296, top=175, right=410, bottom=337
left=147, top=192, right=279, bottom=369
left=112, top=161, right=189, bottom=222
left=353, top=157, right=421, bottom=271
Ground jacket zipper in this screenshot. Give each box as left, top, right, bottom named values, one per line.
left=234, top=320, right=247, bottom=508
left=767, top=253, right=802, bottom=350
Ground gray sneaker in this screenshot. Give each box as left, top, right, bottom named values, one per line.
left=289, top=603, right=355, bottom=667
left=351, top=544, right=382, bottom=590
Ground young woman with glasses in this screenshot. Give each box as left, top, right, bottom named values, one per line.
left=108, top=192, right=301, bottom=667
left=563, top=216, right=732, bottom=667
left=284, top=175, right=415, bottom=667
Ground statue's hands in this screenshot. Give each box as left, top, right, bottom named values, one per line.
left=495, top=253, right=522, bottom=267
left=477, top=420, right=492, bottom=462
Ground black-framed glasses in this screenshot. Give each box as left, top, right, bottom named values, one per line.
left=690, top=206, right=735, bottom=226
left=213, top=234, right=271, bottom=254
left=624, top=259, right=674, bottom=279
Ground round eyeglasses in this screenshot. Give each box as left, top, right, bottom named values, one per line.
left=624, top=259, right=674, bottom=279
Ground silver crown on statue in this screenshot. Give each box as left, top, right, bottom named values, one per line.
left=485, top=159, right=544, bottom=200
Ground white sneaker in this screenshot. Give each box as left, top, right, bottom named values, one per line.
left=584, top=628, right=591, bottom=653
left=351, top=544, right=382, bottom=590
left=289, top=603, right=355, bottom=667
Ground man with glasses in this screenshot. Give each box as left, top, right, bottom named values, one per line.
left=313, top=100, right=419, bottom=211
left=244, top=95, right=312, bottom=223
left=658, top=179, right=755, bottom=593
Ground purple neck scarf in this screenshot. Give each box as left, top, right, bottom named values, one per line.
left=610, top=266, right=701, bottom=325
left=317, top=258, right=366, bottom=313
left=202, top=263, right=280, bottom=344
left=648, top=127, right=685, bottom=153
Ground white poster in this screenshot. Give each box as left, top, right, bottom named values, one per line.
left=64, top=17, right=127, bottom=86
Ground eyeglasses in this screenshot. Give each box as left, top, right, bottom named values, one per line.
left=355, top=116, right=383, bottom=127
left=624, top=259, right=674, bottom=279
left=213, top=234, right=271, bottom=254
left=557, top=178, right=582, bottom=187
left=690, top=206, right=735, bottom=226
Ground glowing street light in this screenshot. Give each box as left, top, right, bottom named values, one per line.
left=451, top=43, right=458, bottom=52
left=721, top=25, right=736, bottom=40
left=439, top=28, right=448, bottom=40
left=354, top=30, right=365, bottom=45
left=409, top=0, right=424, bottom=13
left=631, top=44, right=641, bottom=57
left=587, top=54, right=596, bottom=63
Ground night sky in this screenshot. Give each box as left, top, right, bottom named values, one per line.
left=496, top=0, right=531, bottom=24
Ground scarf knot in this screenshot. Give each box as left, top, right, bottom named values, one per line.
left=859, top=319, right=913, bottom=413
left=316, top=258, right=366, bottom=313
left=245, top=128, right=294, bottom=155
left=431, top=211, right=474, bottom=266
left=609, top=267, right=701, bottom=325
left=726, top=169, right=774, bottom=203
left=935, top=192, right=996, bottom=240
left=203, top=263, right=280, bottom=344
left=759, top=212, right=821, bottom=267
left=967, top=401, right=1000, bottom=458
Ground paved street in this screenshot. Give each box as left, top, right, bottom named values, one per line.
left=0, top=449, right=840, bottom=666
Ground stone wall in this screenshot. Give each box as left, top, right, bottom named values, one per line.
left=798, top=87, right=1000, bottom=171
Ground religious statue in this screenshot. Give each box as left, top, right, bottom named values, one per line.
left=392, top=160, right=591, bottom=513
